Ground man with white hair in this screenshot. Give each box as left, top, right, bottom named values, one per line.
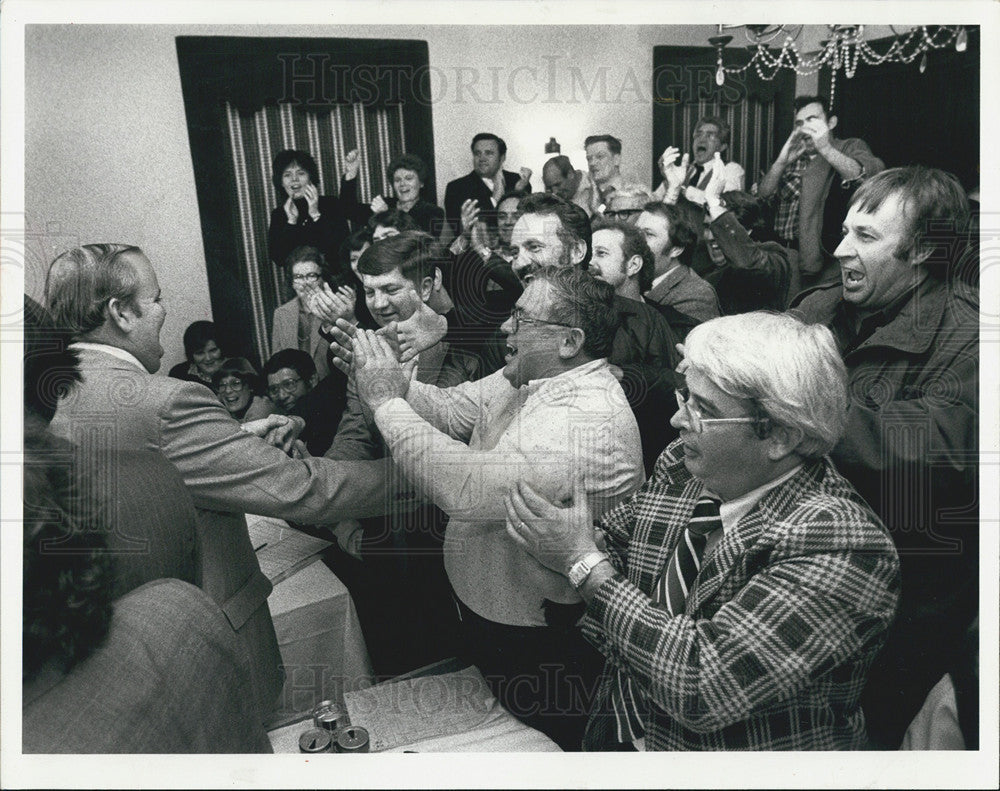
left=506, top=311, right=901, bottom=750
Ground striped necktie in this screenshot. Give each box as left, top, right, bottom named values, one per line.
left=609, top=495, right=723, bottom=743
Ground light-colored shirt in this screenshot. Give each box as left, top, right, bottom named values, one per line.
left=653, top=158, right=746, bottom=205
left=70, top=341, right=145, bottom=372
left=373, top=358, right=645, bottom=626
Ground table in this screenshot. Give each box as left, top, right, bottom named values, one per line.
left=246, top=514, right=375, bottom=728
left=267, top=558, right=375, bottom=727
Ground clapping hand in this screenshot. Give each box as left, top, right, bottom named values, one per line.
left=370, top=194, right=390, bottom=214
left=307, top=282, right=356, bottom=328
left=396, top=301, right=448, bottom=362
left=283, top=196, right=299, bottom=224
left=703, top=152, right=727, bottom=205
left=780, top=128, right=808, bottom=164
left=352, top=329, right=412, bottom=411
left=799, top=117, right=833, bottom=153
left=302, top=183, right=321, bottom=220
left=503, top=475, right=598, bottom=575
left=659, top=146, right=690, bottom=191
left=459, top=198, right=481, bottom=238
left=344, top=149, right=361, bottom=180
left=515, top=167, right=532, bottom=191
left=327, top=318, right=358, bottom=375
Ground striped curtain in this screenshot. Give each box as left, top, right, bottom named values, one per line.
left=223, top=101, right=406, bottom=362
left=663, top=99, right=777, bottom=190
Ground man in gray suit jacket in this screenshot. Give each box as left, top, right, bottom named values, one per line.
left=637, top=202, right=720, bottom=325
left=45, top=243, right=409, bottom=724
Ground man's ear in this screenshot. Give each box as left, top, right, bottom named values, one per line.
left=625, top=254, right=644, bottom=279
left=559, top=327, right=586, bottom=359
left=765, top=423, right=803, bottom=462
left=569, top=240, right=588, bottom=266
left=307, top=373, right=318, bottom=391
left=908, top=242, right=934, bottom=268
left=668, top=245, right=685, bottom=261
left=419, top=275, right=435, bottom=303
left=827, top=114, right=838, bottom=131
left=105, top=297, right=135, bottom=333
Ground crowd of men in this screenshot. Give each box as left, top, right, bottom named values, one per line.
left=23, top=94, right=979, bottom=753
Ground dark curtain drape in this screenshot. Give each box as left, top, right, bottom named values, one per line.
left=652, top=47, right=796, bottom=189
left=819, top=27, right=980, bottom=192
left=176, top=37, right=433, bottom=368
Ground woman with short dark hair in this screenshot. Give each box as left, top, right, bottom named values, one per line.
left=168, top=321, right=225, bottom=385
left=211, top=357, right=274, bottom=423
left=267, top=148, right=357, bottom=272
left=343, top=152, right=448, bottom=240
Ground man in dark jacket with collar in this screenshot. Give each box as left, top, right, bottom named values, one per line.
left=443, top=132, right=530, bottom=237
left=792, top=165, right=979, bottom=749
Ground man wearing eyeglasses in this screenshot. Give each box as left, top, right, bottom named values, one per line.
left=271, top=245, right=342, bottom=382
left=263, top=348, right=341, bottom=457
left=505, top=311, right=900, bottom=750
left=349, top=265, right=645, bottom=751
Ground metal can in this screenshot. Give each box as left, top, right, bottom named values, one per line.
left=333, top=725, right=370, bottom=753
left=298, top=728, right=333, bottom=753
left=312, top=699, right=348, bottom=732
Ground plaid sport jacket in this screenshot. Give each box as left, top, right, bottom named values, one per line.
left=580, top=440, right=901, bottom=750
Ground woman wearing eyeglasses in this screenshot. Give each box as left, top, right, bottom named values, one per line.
left=210, top=357, right=274, bottom=424
left=270, top=246, right=353, bottom=382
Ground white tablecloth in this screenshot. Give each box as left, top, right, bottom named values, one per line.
left=268, top=559, right=374, bottom=726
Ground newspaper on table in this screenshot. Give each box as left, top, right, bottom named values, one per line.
left=343, top=666, right=505, bottom=752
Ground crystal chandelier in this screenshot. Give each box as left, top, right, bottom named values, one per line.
left=709, top=25, right=970, bottom=105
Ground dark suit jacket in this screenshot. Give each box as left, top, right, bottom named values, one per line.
left=581, top=440, right=901, bottom=750
left=340, top=176, right=447, bottom=238
left=443, top=169, right=526, bottom=234
left=49, top=345, right=410, bottom=721
left=268, top=195, right=350, bottom=269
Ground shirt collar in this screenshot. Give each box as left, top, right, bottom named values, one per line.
left=523, top=358, right=609, bottom=397
left=708, top=463, right=804, bottom=534
left=650, top=264, right=681, bottom=292
left=69, top=341, right=146, bottom=372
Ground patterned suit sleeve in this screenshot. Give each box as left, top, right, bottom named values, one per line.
left=583, top=500, right=899, bottom=734
left=157, top=381, right=401, bottom=524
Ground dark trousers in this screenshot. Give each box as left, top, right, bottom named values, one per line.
left=323, top=506, right=459, bottom=679
left=454, top=596, right=604, bottom=752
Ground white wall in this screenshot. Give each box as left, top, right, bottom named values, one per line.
left=26, top=22, right=818, bottom=370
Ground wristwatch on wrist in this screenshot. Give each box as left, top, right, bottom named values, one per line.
left=567, top=551, right=609, bottom=591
